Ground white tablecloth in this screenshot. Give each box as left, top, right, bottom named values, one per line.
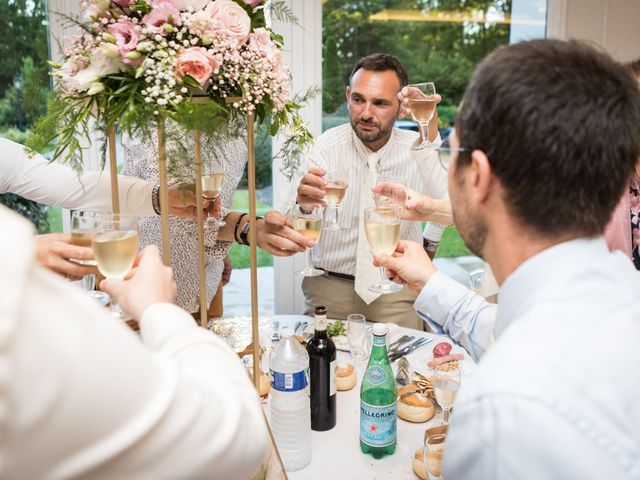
left=271, top=315, right=475, bottom=480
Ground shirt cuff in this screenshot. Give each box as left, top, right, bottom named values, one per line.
left=414, top=271, right=471, bottom=327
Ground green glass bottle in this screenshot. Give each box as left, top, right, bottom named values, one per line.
left=359, top=323, right=397, bottom=459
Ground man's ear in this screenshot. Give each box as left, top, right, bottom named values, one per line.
left=345, top=86, right=351, bottom=103
left=470, top=149, right=492, bottom=204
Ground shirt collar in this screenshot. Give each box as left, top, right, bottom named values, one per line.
left=351, top=127, right=396, bottom=170
left=495, top=236, right=610, bottom=338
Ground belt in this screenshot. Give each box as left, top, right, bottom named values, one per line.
left=326, top=271, right=355, bottom=281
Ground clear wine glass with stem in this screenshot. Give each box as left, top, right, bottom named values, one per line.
left=423, top=432, right=446, bottom=480
left=406, top=82, right=437, bottom=147
left=323, top=167, right=350, bottom=231
left=70, top=209, right=111, bottom=305
left=291, top=203, right=324, bottom=277
left=364, top=206, right=403, bottom=294
left=201, top=157, right=225, bottom=228
left=346, top=313, right=368, bottom=377
left=433, top=362, right=461, bottom=425
left=92, top=214, right=139, bottom=319
left=373, top=177, right=407, bottom=211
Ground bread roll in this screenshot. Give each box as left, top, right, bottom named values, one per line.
left=412, top=448, right=427, bottom=480
left=398, top=393, right=434, bottom=423
left=336, top=363, right=356, bottom=391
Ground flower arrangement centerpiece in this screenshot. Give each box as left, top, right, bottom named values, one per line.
left=34, top=0, right=312, bottom=172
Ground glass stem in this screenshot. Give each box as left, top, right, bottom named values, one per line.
left=379, top=266, right=387, bottom=283
left=332, top=205, right=339, bottom=226
left=305, top=248, right=314, bottom=271
left=443, top=408, right=450, bottom=425
left=419, top=121, right=430, bottom=144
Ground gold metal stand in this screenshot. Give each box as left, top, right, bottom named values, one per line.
left=107, top=126, right=120, bottom=214
left=157, top=118, right=171, bottom=266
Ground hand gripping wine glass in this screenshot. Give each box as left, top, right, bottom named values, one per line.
left=373, top=177, right=407, bottom=210
left=433, top=362, right=461, bottom=425
left=406, top=82, right=437, bottom=147
left=92, top=214, right=139, bottom=319
left=201, top=157, right=225, bottom=228
left=423, top=432, right=446, bottom=480
left=292, top=203, right=324, bottom=277
left=323, top=167, right=350, bottom=231
left=364, top=206, right=403, bottom=294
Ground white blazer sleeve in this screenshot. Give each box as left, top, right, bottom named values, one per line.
left=0, top=138, right=155, bottom=215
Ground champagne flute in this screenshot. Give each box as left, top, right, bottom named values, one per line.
left=407, top=82, right=437, bottom=147
left=292, top=203, right=324, bottom=277
left=373, top=177, right=407, bottom=210
left=423, top=433, right=446, bottom=480
left=433, top=363, right=461, bottom=425
left=92, top=214, right=139, bottom=319
left=346, top=313, right=367, bottom=376
left=323, top=167, right=350, bottom=231
left=202, top=157, right=225, bottom=228
left=70, top=209, right=111, bottom=305
left=364, top=206, right=403, bottom=294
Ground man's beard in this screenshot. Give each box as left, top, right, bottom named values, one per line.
left=350, top=117, right=392, bottom=145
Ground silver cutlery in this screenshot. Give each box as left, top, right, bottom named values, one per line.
left=293, top=321, right=302, bottom=334
left=388, top=336, right=416, bottom=356
left=388, top=334, right=414, bottom=352
left=389, top=337, right=433, bottom=362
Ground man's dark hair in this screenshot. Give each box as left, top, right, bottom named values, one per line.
left=626, top=58, right=640, bottom=78
left=456, top=39, right=640, bottom=237
left=349, top=53, right=409, bottom=88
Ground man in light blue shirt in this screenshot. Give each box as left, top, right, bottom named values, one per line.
left=375, top=39, right=640, bottom=478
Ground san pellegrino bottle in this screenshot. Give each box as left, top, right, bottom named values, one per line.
left=359, top=323, right=397, bottom=458
left=306, top=306, right=337, bottom=431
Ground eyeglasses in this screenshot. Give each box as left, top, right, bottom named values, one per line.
left=436, top=146, right=470, bottom=171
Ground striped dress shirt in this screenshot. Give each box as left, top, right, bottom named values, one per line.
left=300, top=123, right=448, bottom=276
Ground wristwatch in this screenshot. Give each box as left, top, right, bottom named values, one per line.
left=239, top=216, right=264, bottom=246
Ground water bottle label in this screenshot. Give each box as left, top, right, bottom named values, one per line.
left=365, top=365, right=388, bottom=385
left=270, top=369, right=308, bottom=392
left=360, top=401, right=397, bottom=447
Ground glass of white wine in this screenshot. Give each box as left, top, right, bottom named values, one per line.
left=70, top=209, right=111, bottom=304
left=407, top=82, right=437, bottom=147
left=433, top=363, right=461, bottom=425
left=292, top=203, right=324, bottom=277
left=364, top=206, right=403, bottom=294
left=92, top=214, right=140, bottom=319
left=323, top=168, right=350, bottom=231
left=202, top=157, right=225, bottom=228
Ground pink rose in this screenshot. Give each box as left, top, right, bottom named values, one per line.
left=243, top=0, right=265, bottom=7
left=175, top=47, right=218, bottom=87
left=142, top=0, right=182, bottom=36
left=248, top=27, right=278, bottom=57
left=207, top=0, right=251, bottom=47
left=108, top=19, right=140, bottom=56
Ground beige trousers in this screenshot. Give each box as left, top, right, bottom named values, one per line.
left=302, top=274, right=424, bottom=330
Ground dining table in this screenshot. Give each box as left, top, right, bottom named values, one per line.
left=266, top=315, right=476, bottom=480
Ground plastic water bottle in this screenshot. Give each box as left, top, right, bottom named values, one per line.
left=270, top=327, right=311, bottom=471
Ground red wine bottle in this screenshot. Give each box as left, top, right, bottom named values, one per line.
left=306, top=306, right=337, bottom=431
